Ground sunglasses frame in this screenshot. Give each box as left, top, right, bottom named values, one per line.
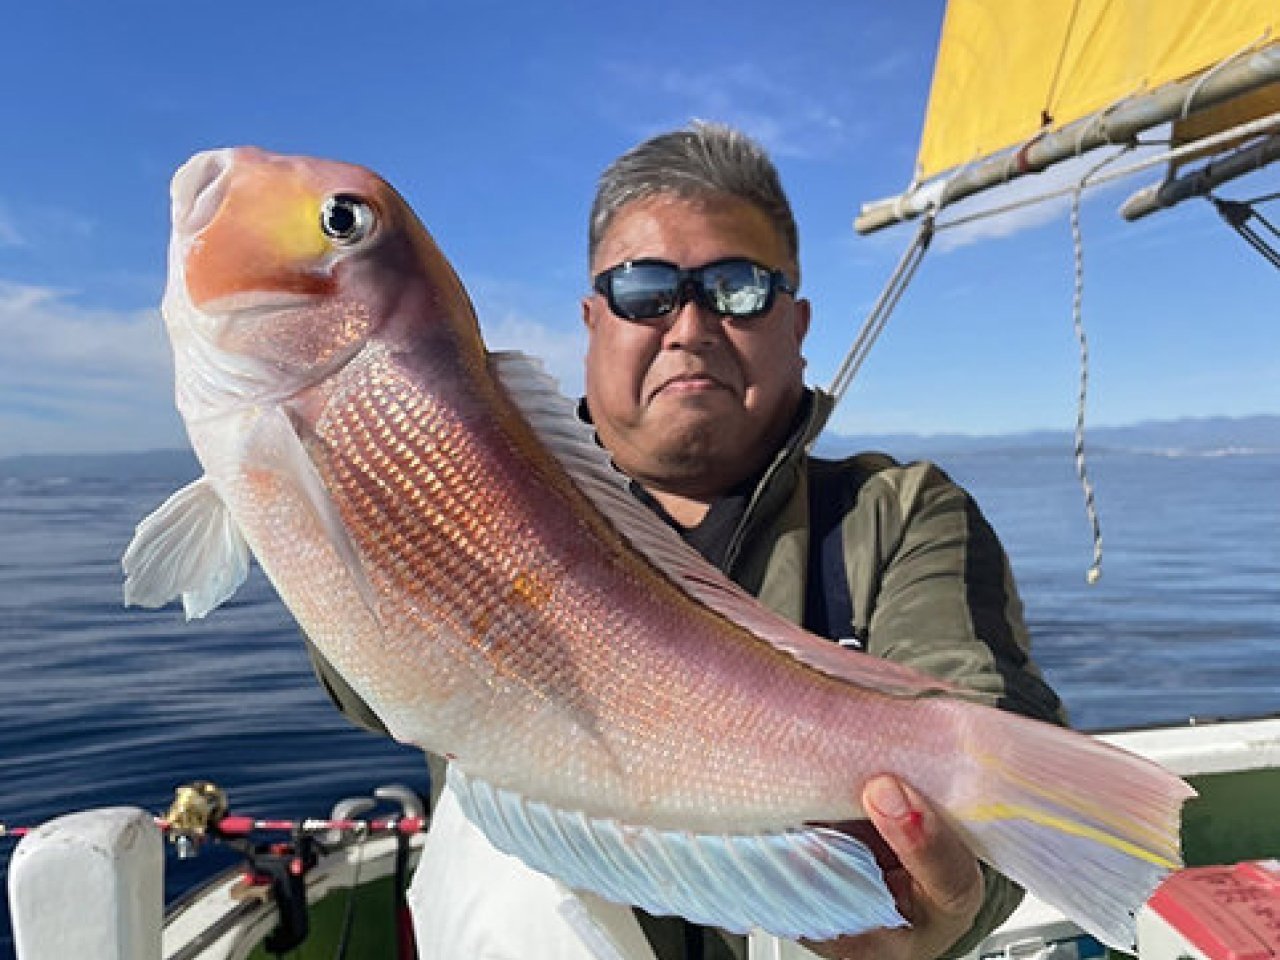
left=592, top=257, right=797, bottom=322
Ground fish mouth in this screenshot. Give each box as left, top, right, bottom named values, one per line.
left=170, top=149, right=237, bottom=239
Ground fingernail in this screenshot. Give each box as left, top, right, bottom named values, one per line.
left=865, top=777, right=916, bottom=822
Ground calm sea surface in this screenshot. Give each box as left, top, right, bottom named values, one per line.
left=1, top=448, right=1278, bottom=955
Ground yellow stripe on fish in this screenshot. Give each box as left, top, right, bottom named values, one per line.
left=960, top=801, right=1181, bottom=870
left=970, top=748, right=1185, bottom=862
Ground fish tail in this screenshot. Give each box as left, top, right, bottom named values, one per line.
left=949, top=708, right=1195, bottom=952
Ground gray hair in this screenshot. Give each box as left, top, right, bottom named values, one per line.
left=588, top=122, right=799, bottom=269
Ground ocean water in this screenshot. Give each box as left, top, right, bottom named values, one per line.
left=1, top=448, right=1278, bottom=955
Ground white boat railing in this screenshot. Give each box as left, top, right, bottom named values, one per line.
left=8, top=807, right=163, bottom=960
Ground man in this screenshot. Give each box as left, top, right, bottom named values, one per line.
left=574, top=121, right=1061, bottom=960
left=312, top=122, right=1064, bottom=960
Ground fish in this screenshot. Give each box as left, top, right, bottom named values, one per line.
left=123, top=146, right=1195, bottom=950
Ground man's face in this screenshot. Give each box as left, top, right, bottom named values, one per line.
left=583, top=193, right=810, bottom=502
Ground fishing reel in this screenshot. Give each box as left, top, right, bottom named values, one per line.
left=164, top=779, right=229, bottom=859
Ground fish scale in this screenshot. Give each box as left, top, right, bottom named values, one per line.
left=323, top=356, right=589, bottom=681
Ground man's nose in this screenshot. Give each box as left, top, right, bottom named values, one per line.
left=662, top=294, right=721, bottom=348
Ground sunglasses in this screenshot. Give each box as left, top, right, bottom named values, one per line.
left=592, top=257, right=797, bottom=322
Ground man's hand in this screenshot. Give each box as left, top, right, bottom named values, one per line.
left=804, top=775, right=985, bottom=960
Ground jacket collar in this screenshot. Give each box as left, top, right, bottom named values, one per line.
left=719, top=387, right=832, bottom=573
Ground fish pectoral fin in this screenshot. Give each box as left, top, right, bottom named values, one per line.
left=252, top=404, right=383, bottom=624
left=122, top=476, right=251, bottom=620
left=448, top=766, right=905, bottom=941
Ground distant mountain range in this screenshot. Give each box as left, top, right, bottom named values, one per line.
left=3, top=415, right=1278, bottom=479
left=814, top=414, right=1280, bottom=460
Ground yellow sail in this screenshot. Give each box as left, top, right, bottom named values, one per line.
left=918, top=0, right=1280, bottom=182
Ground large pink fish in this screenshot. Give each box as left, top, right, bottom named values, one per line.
left=124, top=147, right=1193, bottom=948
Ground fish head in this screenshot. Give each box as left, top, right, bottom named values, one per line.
left=162, top=146, right=472, bottom=421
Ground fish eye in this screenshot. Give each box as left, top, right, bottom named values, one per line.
left=320, top=194, right=375, bottom=245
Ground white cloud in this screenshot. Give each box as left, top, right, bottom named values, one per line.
left=480, top=312, right=587, bottom=400
left=601, top=63, right=852, bottom=162
left=463, top=270, right=588, bottom=399
left=0, top=280, right=182, bottom=455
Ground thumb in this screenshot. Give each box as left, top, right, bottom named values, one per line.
left=862, top=775, right=982, bottom=916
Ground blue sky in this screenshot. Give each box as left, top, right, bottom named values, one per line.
left=2, top=0, right=1276, bottom=456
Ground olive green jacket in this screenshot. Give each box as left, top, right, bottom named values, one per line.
left=729, top=390, right=1061, bottom=724
left=305, top=386, right=1065, bottom=960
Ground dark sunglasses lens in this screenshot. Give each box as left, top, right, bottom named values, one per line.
left=701, top=260, right=772, bottom=317
left=608, top=263, right=680, bottom=320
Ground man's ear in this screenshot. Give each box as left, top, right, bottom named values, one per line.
left=792, top=296, right=812, bottom=345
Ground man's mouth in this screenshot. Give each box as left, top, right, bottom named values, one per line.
left=649, top=372, right=728, bottom=402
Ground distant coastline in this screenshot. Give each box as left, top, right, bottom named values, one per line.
left=3, top=414, right=1279, bottom=479
left=815, top=413, right=1280, bottom=461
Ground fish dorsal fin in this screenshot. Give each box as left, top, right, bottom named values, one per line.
left=123, top=476, right=251, bottom=619
left=490, top=351, right=959, bottom=699
left=448, top=765, right=903, bottom=939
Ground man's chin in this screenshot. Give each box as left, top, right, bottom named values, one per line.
left=650, top=422, right=740, bottom=472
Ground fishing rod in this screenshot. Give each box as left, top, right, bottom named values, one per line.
left=1, top=779, right=428, bottom=857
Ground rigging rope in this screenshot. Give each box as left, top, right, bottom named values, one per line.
left=831, top=178, right=1110, bottom=582
left=1069, top=183, right=1104, bottom=585
left=1213, top=196, right=1280, bottom=268
left=827, top=215, right=935, bottom=409
left=1061, top=146, right=1133, bottom=585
